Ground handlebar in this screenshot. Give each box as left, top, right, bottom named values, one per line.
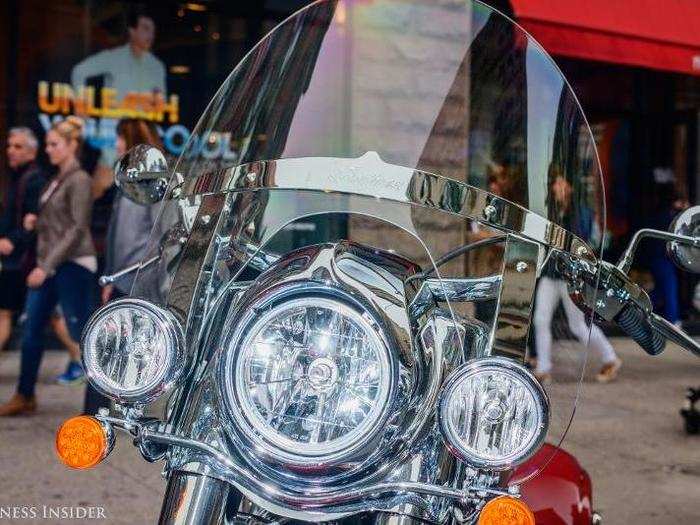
left=614, top=304, right=666, bottom=356
left=563, top=256, right=700, bottom=359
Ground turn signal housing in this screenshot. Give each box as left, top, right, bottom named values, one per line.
left=478, top=496, right=535, bottom=525
left=55, top=416, right=113, bottom=469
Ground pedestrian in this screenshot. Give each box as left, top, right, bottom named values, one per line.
left=532, top=274, right=622, bottom=383
left=0, top=117, right=96, bottom=416
left=647, top=182, right=683, bottom=326
left=533, top=174, right=622, bottom=384
left=101, top=119, right=162, bottom=303
left=51, top=307, right=85, bottom=384
left=19, top=226, right=87, bottom=385
left=83, top=118, right=162, bottom=415
left=0, top=128, right=47, bottom=353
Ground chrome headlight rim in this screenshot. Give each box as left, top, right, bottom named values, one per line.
left=437, top=356, right=550, bottom=471
left=220, top=283, right=398, bottom=468
left=81, top=298, right=185, bottom=404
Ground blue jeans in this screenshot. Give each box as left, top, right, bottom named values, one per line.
left=650, top=257, right=680, bottom=324
left=18, top=262, right=96, bottom=398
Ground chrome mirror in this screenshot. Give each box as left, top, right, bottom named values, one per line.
left=114, top=144, right=169, bottom=204
left=668, top=205, right=700, bottom=273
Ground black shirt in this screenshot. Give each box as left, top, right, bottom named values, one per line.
left=0, top=161, right=47, bottom=271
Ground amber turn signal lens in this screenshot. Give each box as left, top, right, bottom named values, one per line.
left=55, top=416, right=109, bottom=469
left=478, top=496, right=535, bottom=525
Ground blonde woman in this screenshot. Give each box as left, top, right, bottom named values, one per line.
left=0, top=117, right=96, bottom=416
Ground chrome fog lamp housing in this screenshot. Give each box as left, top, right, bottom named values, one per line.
left=438, top=357, right=549, bottom=470
left=222, top=290, right=395, bottom=467
left=82, top=298, right=185, bottom=404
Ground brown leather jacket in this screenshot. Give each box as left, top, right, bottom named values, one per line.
left=36, top=162, right=95, bottom=275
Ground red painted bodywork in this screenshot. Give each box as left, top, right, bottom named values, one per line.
left=514, top=444, right=593, bottom=525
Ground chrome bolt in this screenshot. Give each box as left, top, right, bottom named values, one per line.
left=200, top=214, right=211, bottom=225
left=483, top=205, right=497, bottom=220
left=596, top=299, right=606, bottom=309
left=246, top=171, right=257, bottom=183
left=97, top=407, right=110, bottom=417
left=508, top=485, right=520, bottom=496
left=576, top=245, right=588, bottom=256
left=171, top=186, right=182, bottom=198
left=515, top=261, right=528, bottom=273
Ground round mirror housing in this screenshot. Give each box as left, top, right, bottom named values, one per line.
left=668, top=205, right=700, bottom=273
left=114, top=144, right=169, bottom=204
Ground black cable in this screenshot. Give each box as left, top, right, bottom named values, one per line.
left=410, top=235, right=507, bottom=281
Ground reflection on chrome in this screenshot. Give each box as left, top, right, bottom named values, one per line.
left=65, top=0, right=700, bottom=523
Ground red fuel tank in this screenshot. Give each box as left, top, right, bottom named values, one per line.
left=514, top=444, right=594, bottom=525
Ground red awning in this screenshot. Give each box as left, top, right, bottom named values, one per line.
left=511, top=0, right=700, bottom=75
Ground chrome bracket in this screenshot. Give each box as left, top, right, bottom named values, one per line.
left=489, top=235, right=542, bottom=362
left=93, top=412, right=514, bottom=510
left=167, top=193, right=227, bottom=325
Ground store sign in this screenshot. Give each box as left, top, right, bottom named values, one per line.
left=38, top=82, right=179, bottom=121
left=36, top=81, right=238, bottom=161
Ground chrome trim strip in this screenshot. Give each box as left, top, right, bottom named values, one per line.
left=408, top=276, right=500, bottom=337
left=176, top=153, right=595, bottom=260
left=427, top=276, right=501, bottom=303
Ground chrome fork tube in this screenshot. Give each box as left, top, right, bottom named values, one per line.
left=159, top=472, right=232, bottom=525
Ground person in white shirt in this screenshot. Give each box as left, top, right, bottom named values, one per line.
left=71, top=8, right=166, bottom=198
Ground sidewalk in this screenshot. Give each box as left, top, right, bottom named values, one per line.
left=0, top=351, right=161, bottom=525
left=0, top=340, right=699, bottom=524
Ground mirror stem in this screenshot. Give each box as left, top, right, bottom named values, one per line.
left=617, top=228, right=700, bottom=274
left=99, top=255, right=160, bottom=287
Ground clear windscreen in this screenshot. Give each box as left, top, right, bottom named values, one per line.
left=132, top=0, right=605, bottom=485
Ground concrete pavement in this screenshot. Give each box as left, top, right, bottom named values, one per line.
left=0, top=338, right=698, bottom=524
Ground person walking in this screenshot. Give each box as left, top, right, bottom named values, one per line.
left=0, top=117, right=96, bottom=416
left=0, top=128, right=46, bottom=353
left=101, top=119, right=162, bottom=303
left=533, top=174, right=622, bottom=384
left=647, top=182, right=683, bottom=326
left=533, top=274, right=621, bottom=383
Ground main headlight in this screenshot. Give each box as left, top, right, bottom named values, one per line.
left=82, top=299, right=185, bottom=404
left=223, top=293, right=395, bottom=466
left=438, top=357, right=549, bottom=470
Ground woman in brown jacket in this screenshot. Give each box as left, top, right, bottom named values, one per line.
left=0, top=117, right=96, bottom=416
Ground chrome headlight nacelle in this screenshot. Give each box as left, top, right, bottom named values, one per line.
left=438, top=357, right=549, bottom=470
left=81, top=298, right=185, bottom=404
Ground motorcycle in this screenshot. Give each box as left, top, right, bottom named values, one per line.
left=55, top=1, right=700, bottom=523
